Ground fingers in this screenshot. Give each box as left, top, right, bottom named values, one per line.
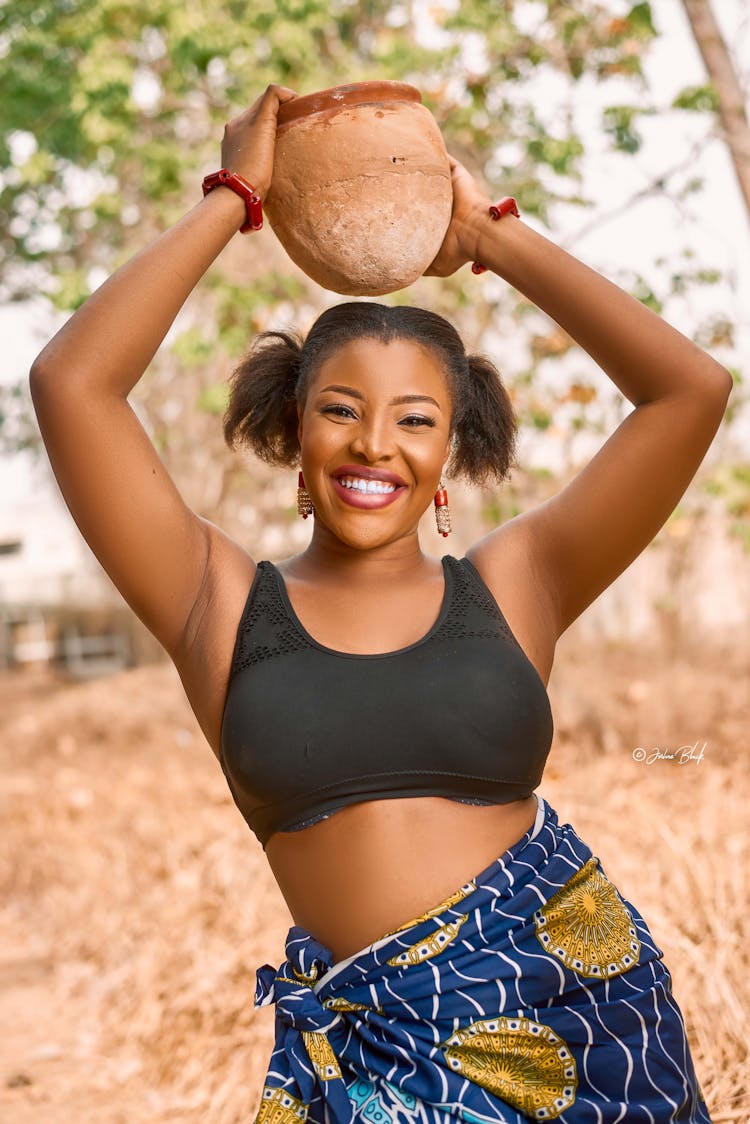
left=448, top=156, right=472, bottom=182
left=225, top=85, right=297, bottom=133
left=256, top=83, right=298, bottom=112
left=272, top=85, right=298, bottom=103
left=248, top=84, right=298, bottom=118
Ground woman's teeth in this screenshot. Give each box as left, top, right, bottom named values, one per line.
left=338, top=476, right=397, bottom=494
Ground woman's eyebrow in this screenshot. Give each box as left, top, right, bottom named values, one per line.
left=318, top=383, right=441, bottom=408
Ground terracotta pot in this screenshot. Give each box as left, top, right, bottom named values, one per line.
left=264, top=81, right=452, bottom=296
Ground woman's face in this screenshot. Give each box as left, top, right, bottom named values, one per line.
left=297, top=336, right=454, bottom=550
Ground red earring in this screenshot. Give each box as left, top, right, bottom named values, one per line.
left=297, top=471, right=313, bottom=518
left=434, top=478, right=451, bottom=537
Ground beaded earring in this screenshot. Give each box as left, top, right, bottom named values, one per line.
left=434, top=478, right=451, bottom=537
left=297, top=471, right=313, bottom=518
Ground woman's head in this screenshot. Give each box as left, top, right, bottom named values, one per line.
left=223, top=301, right=518, bottom=545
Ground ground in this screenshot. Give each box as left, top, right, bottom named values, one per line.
left=1, top=631, right=747, bottom=1123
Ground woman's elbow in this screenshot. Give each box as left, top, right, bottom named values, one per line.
left=29, top=350, right=54, bottom=387
left=29, top=358, right=47, bottom=399
left=28, top=355, right=65, bottom=418
left=704, top=361, right=735, bottom=403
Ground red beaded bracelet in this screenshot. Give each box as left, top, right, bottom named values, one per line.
left=471, top=196, right=520, bottom=274
left=202, top=168, right=263, bottom=232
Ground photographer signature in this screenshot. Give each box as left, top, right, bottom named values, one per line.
left=632, top=741, right=707, bottom=765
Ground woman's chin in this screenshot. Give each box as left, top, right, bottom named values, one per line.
left=311, top=512, right=416, bottom=550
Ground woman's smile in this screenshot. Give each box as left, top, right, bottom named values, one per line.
left=330, top=473, right=408, bottom=508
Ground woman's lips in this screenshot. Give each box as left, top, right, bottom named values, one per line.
left=330, top=477, right=407, bottom=509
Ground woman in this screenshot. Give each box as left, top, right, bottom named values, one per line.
left=31, top=85, right=729, bottom=1122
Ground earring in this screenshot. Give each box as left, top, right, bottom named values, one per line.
left=434, top=477, right=451, bottom=537
left=297, top=470, right=313, bottom=518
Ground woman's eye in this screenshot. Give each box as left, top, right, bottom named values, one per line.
left=321, top=405, right=435, bottom=428
left=322, top=404, right=356, bottom=418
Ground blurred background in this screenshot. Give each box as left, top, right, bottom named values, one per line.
left=1, top=1, right=748, bottom=1121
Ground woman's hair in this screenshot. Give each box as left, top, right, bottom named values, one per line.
left=223, top=302, right=518, bottom=488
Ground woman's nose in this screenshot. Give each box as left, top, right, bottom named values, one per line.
left=348, top=418, right=395, bottom=462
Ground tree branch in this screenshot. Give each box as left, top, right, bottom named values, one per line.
left=558, top=134, right=709, bottom=249
left=681, top=0, right=750, bottom=222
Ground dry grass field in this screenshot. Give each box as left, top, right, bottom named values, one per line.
left=1, top=632, right=748, bottom=1123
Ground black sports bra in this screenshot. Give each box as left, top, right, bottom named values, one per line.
left=219, top=555, right=554, bottom=849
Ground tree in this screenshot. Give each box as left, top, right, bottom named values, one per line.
left=0, top=0, right=661, bottom=300
left=1, top=0, right=742, bottom=548
left=680, top=0, right=750, bottom=220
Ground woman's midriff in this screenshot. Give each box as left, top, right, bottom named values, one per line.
left=264, top=794, right=539, bottom=964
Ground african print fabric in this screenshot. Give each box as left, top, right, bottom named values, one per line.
left=252, top=797, right=711, bottom=1123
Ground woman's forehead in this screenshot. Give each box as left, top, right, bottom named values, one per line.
left=309, top=337, right=451, bottom=398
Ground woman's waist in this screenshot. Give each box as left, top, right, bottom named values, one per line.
left=265, top=793, right=543, bottom=965
left=242, top=770, right=543, bottom=847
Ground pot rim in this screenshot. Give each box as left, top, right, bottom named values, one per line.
left=276, top=80, right=422, bottom=129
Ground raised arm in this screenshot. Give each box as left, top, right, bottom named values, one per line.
left=428, top=158, right=734, bottom=636
left=29, top=85, right=296, bottom=655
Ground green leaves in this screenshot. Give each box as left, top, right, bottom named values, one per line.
left=526, top=133, right=585, bottom=177
left=1, top=0, right=737, bottom=520
left=602, top=105, right=649, bottom=154
left=672, top=83, right=720, bottom=113
left=171, top=328, right=216, bottom=369
left=626, top=3, right=657, bottom=38
left=0, top=0, right=670, bottom=301
left=196, top=384, right=230, bottom=416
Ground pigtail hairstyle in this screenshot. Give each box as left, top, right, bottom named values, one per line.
left=446, top=353, right=519, bottom=488
left=223, top=330, right=303, bottom=466
left=223, top=302, right=519, bottom=489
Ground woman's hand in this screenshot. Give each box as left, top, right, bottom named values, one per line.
left=424, top=156, right=493, bottom=277
left=221, top=83, right=298, bottom=197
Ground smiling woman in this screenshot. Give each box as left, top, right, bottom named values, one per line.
left=27, top=83, right=729, bottom=1122
left=222, top=307, right=516, bottom=556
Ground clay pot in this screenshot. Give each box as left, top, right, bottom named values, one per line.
left=264, top=82, right=452, bottom=296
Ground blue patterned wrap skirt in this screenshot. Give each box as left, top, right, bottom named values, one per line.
left=252, top=797, right=711, bottom=1123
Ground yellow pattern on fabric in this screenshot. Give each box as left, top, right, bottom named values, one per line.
left=379, top=881, right=477, bottom=938
left=441, top=1015, right=577, bottom=1121
left=323, top=996, right=384, bottom=1015
left=255, top=1083, right=309, bottom=1124
left=292, top=964, right=320, bottom=985
left=533, top=856, right=641, bottom=979
left=301, top=1030, right=342, bottom=1080
left=386, top=914, right=469, bottom=967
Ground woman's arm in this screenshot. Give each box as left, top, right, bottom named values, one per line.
left=29, top=84, right=296, bottom=655
left=429, top=159, right=734, bottom=635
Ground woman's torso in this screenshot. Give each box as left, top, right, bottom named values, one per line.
left=172, top=526, right=557, bottom=963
